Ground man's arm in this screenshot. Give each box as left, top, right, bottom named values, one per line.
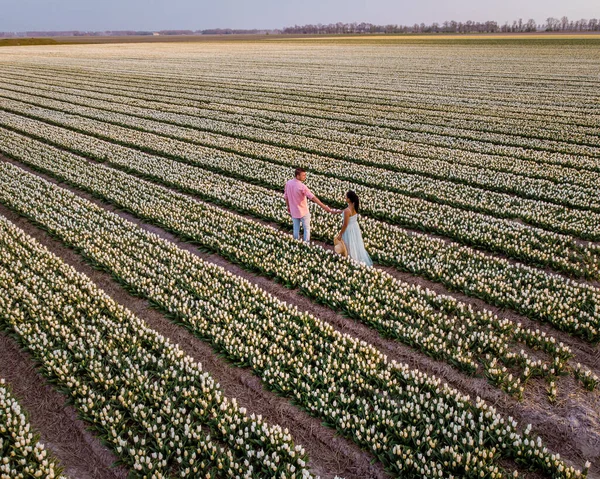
left=284, top=183, right=290, bottom=213
left=311, top=195, right=332, bottom=213
left=304, top=184, right=332, bottom=213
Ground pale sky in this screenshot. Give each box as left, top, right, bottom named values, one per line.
left=0, top=0, right=598, bottom=32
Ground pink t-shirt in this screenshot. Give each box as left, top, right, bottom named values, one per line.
left=284, top=178, right=315, bottom=219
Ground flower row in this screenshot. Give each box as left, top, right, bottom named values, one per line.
left=3, top=64, right=600, bottom=174
left=8, top=61, right=600, bottom=151
left=2, top=100, right=599, bottom=282
left=9, top=65, right=600, bottom=153
left=2, top=126, right=599, bottom=346
left=1, top=135, right=590, bottom=398
left=6, top=50, right=599, bottom=129
left=0, top=216, right=311, bottom=479
left=0, top=379, right=65, bottom=479
left=11, top=72, right=600, bottom=197
left=3, top=79, right=599, bottom=213
left=0, top=162, right=586, bottom=478
left=1, top=86, right=597, bottom=246
left=34, top=67, right=600, bottom=150
left=3, top=122, right=600, bottom=346
left=573, top=364, right=600, bottom=391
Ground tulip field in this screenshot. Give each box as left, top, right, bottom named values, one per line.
left=0, top=37, right=598, bottom=478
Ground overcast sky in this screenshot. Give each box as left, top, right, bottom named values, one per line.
left=1, top=0, right=598, bottom=32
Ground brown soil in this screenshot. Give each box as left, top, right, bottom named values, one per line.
left=0, top=333, right=128, bottom=479
left=2, top=158, right=599, bottom=477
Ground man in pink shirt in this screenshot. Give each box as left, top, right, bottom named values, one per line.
left=284, top=168, right=333, bottom=242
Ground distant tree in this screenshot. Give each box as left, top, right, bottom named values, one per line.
left=525, top=19, right=537, bottom=32
left=545, top=17, right=560, bottom=31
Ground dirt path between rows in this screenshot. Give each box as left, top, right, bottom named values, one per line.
left=0, top=333, right=128, bottom=479
left=2, top=158, right=599, bottom=477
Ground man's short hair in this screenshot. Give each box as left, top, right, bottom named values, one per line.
left=295, top=167, right=306, bottom=178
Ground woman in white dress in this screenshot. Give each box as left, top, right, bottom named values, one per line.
left=335, top=191, right=373, bottom=267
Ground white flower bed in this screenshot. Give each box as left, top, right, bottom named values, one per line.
left=0, top=149, right=593, bottom=404
left=0, top=164, right=588, bottom=477
left=2, top=64, right=600, bottom=178
left=19, top=63, right=593, bottom=146
left=2, top=85, right=599, bottom=215
left=0, top=217, right=311, bottom=479
left=1, top=102, right=599, bottom=245
left=2, top=100, right=600, bottom=281
left=8, top=69, right=600, bottom=159
left=0, top=379, right=65, bottom=479
left=1, top=126, right=598, bottom=351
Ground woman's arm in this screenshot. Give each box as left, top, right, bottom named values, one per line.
left=336, top=209, right=350, bottom=240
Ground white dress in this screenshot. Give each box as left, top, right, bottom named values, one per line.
left=342, top=214, right=373, bottom=267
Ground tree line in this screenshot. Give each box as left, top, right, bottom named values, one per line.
left=281, top=17, right=600, bottom=34
left=2, top=16, right=600, bottom=39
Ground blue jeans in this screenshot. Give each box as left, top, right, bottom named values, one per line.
left=292, top=213, right=311, bottom=242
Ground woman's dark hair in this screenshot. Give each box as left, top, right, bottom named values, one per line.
left=346, top=190, right=359, bottom=213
